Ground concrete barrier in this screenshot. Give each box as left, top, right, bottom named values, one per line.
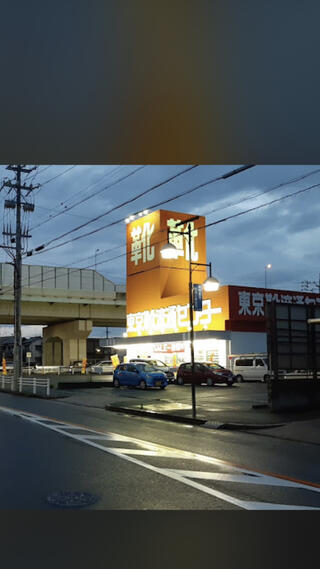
left=268, top=378, right=320, bottom=412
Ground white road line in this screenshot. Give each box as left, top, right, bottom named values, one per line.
left=167, top=470, right=314, bottom=489
left=1, top=405, right=319, bottom=510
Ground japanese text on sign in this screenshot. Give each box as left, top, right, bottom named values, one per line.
left=238, top=290, right=320, bottom=317
left=127, top=299, right=222, bottom=335
left=167, top=218, right=199, bottom=262
left=131, top=222, right=155, bottom=266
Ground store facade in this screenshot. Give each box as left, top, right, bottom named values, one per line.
left=113, top=209, right=320, bottom=368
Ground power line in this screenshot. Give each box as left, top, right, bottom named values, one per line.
left=32, top=165, right=77, bottom=198
left=205, top=167, right=320, bottom=217
left=27, top=164, right=200, bottom=256
left=27, top=165, right=253, bottom=257
left=31, top=165, right=144, bottom=231
left=31, top=165, right=124, bottom=230
left=204, top=181, right=320, bottom=230
left=2, top=168, right=319, bottom=295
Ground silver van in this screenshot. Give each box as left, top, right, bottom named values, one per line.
left=231, top=355, right=270, bottom=383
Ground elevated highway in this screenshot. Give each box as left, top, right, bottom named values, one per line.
left=0, top=263, right=126, bottom=365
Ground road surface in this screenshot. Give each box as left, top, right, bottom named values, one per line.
left=0, top=391, right=319, bottom=509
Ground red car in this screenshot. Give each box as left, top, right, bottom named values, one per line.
left=176, top=362, right=235, bottom=387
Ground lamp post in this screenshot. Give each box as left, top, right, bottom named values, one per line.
left=160, top=216, right=219, bottom=419
left=265, top=263, right=272, bottom=288
left=95, top=248, right=100, bottom=271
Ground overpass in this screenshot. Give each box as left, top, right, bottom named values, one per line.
left=0, top=263, right=126, bottom=366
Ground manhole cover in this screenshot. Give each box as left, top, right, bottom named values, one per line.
left=46, top=491, right=99, bottom=508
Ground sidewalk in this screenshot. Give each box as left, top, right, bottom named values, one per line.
left=51, top=383, right=320, bottom=446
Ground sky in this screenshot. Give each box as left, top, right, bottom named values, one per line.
left=1, top=164, right=319, bottom=338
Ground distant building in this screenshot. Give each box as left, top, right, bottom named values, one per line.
left=0, top=336, right=42, bottom=365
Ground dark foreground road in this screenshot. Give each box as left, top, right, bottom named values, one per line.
left=0, top=392, right=319, bottom=509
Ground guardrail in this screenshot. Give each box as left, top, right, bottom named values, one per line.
left=19, top=377, right=50, bottom=396
left=0, top=375, right=50, bottom=396
left=0, top=376, right=15, bottom=391
left=34, top=366, right=69, bottom=375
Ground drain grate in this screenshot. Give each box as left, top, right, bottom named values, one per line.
left=46, top=491, right=99, bottom=508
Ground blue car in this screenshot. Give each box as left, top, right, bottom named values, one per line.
left=113, top=362, right=168, bottom=390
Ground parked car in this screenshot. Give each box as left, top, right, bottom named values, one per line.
left=69, top=361, right=85, bottom=374
left=176, top=362, right=235, bottom=387
left=113, top=362, right=168, bottom=390
left=230, top=355, right=271, bottom=383
left=129, top=358, right=175, bottom=382
left=89, top=360, right=113, bottom=375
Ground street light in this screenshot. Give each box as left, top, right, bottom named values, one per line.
left=95, top=248, right=100, bottom=271
left=265, top=263, right=272, bottom=288
left=160, top=216, right=220, bottom=419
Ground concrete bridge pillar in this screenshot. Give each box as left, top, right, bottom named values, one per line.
left=42, top=320, right=92, bottom=366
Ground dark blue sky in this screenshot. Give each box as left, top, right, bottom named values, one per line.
left=1, top=164, right=319, bottom=337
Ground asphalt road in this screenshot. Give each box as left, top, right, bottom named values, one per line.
left=0, top=391, right=319, bottom=509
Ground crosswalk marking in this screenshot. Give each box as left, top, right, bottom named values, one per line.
left=1, top=405, right=319, bottom=510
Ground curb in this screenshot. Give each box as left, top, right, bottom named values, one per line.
left=105, top=404, right=285, bottom=430
left=105, top=404, right=206, bottom=425
left=203, top=421, right=285, bottom=430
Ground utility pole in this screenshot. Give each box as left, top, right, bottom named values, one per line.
left=1, top=165, right=38, bottom=390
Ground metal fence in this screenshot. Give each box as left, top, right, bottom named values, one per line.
left=0, top=375, right=50, bottom=396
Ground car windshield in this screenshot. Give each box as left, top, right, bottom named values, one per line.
left=137, top=363, right=157, bottom=372
left=206, top=363, right=224, bottom=370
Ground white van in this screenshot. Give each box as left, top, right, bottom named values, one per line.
left=229, top=354, right=270, bottom=383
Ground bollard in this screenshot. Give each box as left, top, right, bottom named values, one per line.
left=33, top=378, right=36, bottom=394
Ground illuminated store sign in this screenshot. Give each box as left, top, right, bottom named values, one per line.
left=130, top=221, right=155, bottom=266
left=153, top=343, right=186, bottom=353
left=127, top=299, right=222, bottom=336
left=236, top=289, right=320, bottom=318
left=167, top=218, right=199, bottom=262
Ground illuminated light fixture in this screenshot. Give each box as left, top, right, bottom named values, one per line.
left=143, top=210, right=149, bottom=215
left=138, top=212, right=143, bottom=216
left=129, top=215, right=135, bottom=221
left=123, top=332, right=128, bottom=337
left=203, top=276, right=220, bottom=292
left=266, top=263, right=272, bottom=269
left=125, top=218, right=130, bottom=224
left=160, top=242, right=179, bottom=259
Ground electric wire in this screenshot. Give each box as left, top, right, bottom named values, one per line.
left=1, top=168, right=320, bottom=294
left=31, top=165, right=143, bottom=231
left=31, top=165, right=125, bottom=230
left=27, top=165, right=251, bottom=257
left=27, top=165, right=200, bottom=255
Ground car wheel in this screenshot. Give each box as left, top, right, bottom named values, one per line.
left=263, top=374, right=270, bottom=383
left=206, top=377, right=213, bottom=387
left=139, top=380, right=147, bottom=390
left=113, top=378, right=120, bottom=388
left=177, top=376, right=184, bottom=385
left=160, top=385, right=166, bottom=390
left=236, top=374, right=243, bottom=383
left=227, top=379, right=233, bottom=387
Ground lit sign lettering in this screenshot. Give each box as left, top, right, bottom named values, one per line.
left=127, top=299, right=222, bottom=335
left=131, top=221, right=155, bottom=266
left=238, top=290, right=320, bottom=317
left=167, top=218, right=199, bottom=262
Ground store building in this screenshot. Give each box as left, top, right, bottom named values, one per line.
left=112, top=209, right=320, bottom=368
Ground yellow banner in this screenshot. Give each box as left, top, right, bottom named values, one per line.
left=2, top=358, right=7, bottom=376
left=81, top=358, right=87, bottom=374
left=111, top=354, right=120, bottom=368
